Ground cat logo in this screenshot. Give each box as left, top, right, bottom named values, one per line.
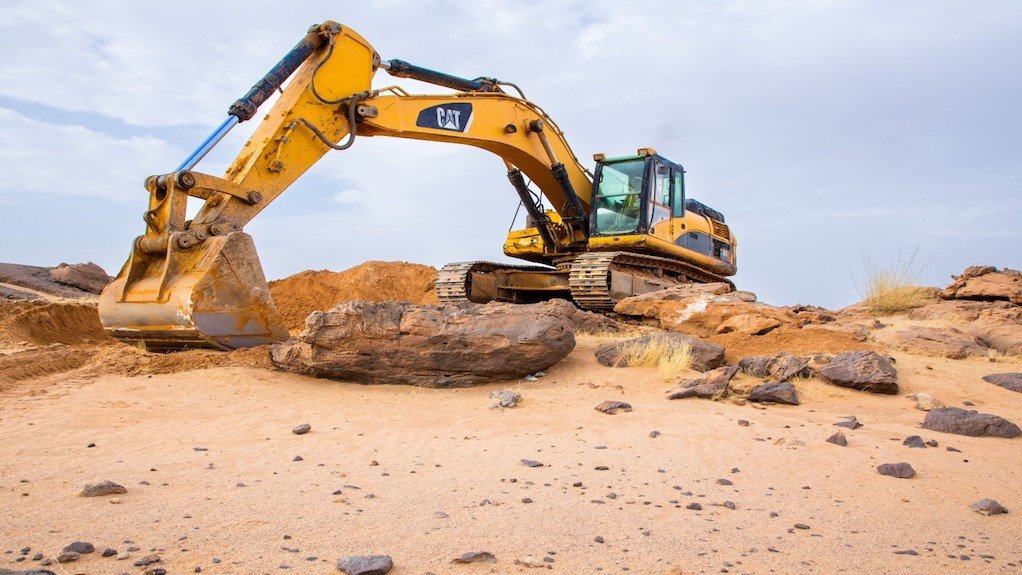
left=415, top=103, right=473, bottom=133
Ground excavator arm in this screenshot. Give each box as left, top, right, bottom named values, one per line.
left=99, top=20, right=594, bottom=351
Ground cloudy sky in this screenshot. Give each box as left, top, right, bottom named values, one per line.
left=0, top=0, right=1018, bottom=308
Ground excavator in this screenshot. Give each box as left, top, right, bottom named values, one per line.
left=98, top=21, right=737, bottom=351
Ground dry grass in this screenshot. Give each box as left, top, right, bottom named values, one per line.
left=616, top=337, right=694, bottom=381
left=857, top=252, right=936, bottom=315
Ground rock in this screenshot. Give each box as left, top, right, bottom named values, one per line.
left=292, top=423, right=312, bottom=435
left=595, top=332, right=724, bottom=372
left=49, top=262, right=112, bottom=294
left=451, top=551, right=496, bottom=564
left=55, top=552, right=80, bottom=563
left=970, top=498, right=1008, bottom=516
left=595, top=400, right=632, bottom=414
left=921, top=407, right=1021, bottom=438
left=520, top=459, right=544, bottom=467
left=902, top=435, right=926, bottom=448
left=569, top=308, right=621, bottom=334
left=818, top=351, right=899, bottom=394
left=666, top=365, right=738, bottom=400
left=490, top=390, right=522, bottom=409
left=907, top=392, right=944, bottom=411
left=613, top=283, right=735, bottom=318
left=877, top=462, right=916, bottom=478
left=971, top=322, right=1022, bottom=355
left=133, top=554, right=161, bottom=567
left=337, top=555, right=393, bottom=575
left=715, top=313, right=782, bottom=336
left=271, top=300, right=575, bottom=387
left=834, top=416, right=863, bottom=430
left=594, top=536, right=605, bottom=544
left=514, top=556, right=546, bottom=568
left=982, top=373, right=1022, bottom=393
left=81, top=480, right=126, bottom=497
left=876, top=326, right=989, bottom=359
left=686, top=502, right=702, bottom=510
left=942, top=266, right=1022, bottom=304
left=747, top=381, right=799, bottom=405
left=61, top=543, right=94, bottom=555
left=825, top=432, right=848, bottom=446
left=908, top=299, right=1020, bottom=322
left=101, top=548, right=117, bottom=557
left=738, top=353, right=810, bottom=381
left=794, top=523, right=810, bottom=530
left=0, top=569, right=57, bottom=575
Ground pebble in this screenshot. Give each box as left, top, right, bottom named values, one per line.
left=62, top=542, right=95, bottom=554
left=902, top=435, right=926, bottom=448
left=102, top=548, right=117, bottom=557
left=794, top=523, right=810, bottom=530
left=293, top=455, right=304, bottom=461
left=451, top=551, right=496, bottom=564
left=723, top=501, right=736, bottom=510
left=894, top=549, right=919, bottom=556
left=594, top=536, right=605, bottom=544
left=595, top=400, right=632, bottom=414
left=56, top=551, right=81, bottom=563
left=81, top=480, right=127, bottom=497
left=826, top=432, right=848, bottom=446
left=686, top=502, right=702, bottom=510
left=292, top=423, right=312, bottom=435
left=877, top=462, right=916, bottom=479
left=649, top=430, right=661, bottom=438
left=134, top=553, right=162, bottom=567
left=522, top=497, right=534, bottom=504
left=594, top=466, right=609, bottom=471
left=970, top=498, right=1008, bottom=516
left=834, top=416, right=863, bottom=430
left=716, top=478, right=733, bottom=486
left=737, top=420, right=750, bottom=426
left=521, top=459, right=544, bottom=467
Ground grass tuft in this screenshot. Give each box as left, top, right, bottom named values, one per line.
left=616, top=337, right=694, bottom=381
left=857, top=251, right=935, bottom=315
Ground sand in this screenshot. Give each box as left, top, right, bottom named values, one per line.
left=269, top=261, right=439, bottom=332
left=2, top=323, right=1021, bottom=573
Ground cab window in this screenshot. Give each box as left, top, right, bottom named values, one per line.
left=593, top=158, right=645, bottom=234
left=671, top=168, right=685, bottom=217
left=648, top=162, right=670, bottom=228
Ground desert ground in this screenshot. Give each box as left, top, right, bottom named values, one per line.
left=1, top=262, right=1020, bottom=575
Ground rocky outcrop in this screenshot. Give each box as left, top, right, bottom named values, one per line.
left=747, top=381, right=799, bottom=405
left=595, top=332, right=725, bottom=372
left=0, top=262, right=105, bottom=300
left=921, top=407, right=1021, bottom=438
left=875, top=326, right=989, bottom=359
left=49, top=262, right=112, bottom=294
left=942, top=266, right=1022, bottom=304
left=613, top=284, right=797, bottom=337
left=666, top=365, right=738, bottom=400
left=270, top=300, right=575, bottom=387
left=982, top=373, right=1022, bottom=393
left=971, top=322, right=1022, bottom=355
left=738, top=352, right=810, bottom=381
left=817, top=351, right=899, bottom=394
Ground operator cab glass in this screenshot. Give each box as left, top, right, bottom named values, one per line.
left=592, top=158, right=646, bottom=234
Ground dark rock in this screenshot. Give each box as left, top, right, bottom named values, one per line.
left=49, top=262, right=112, bottom=294
left=596, top=332, right=725, bottom=372
left=747, top=381, right=799, bottom=405
left=61, top=543, right=94, bottom=555
left=337, top=555, right=393, bottom=575
left=81, top=480, right=126, bottom=497
left=925, top=439, right=938, bottom=447
left=877, top=462, right=916, bottom=479
left=818, top=351, right=899, bottom=394
left=894, top=550, right=919, bottom=556
left=271, top=300, right=576, bottom=387
left=594, top=400, right=632, bottom=414
left=737, top=419, right=750, bottom=426
left=723, top=501, right=736, bottom=510
left=520, top=459, right=544, bottom=467
left=649, top=430, right=661, bottom=438
left=101, top=548, right=117, bottom=557
left=902, top=435, right=926, bottom=448
left=0, top=569, right=57, bottom=575
left=594, top=536, right=605, bottom=544
left=292, top=423, right=311, bottom=435
left=794, top=523, right=810, bottom=530
left=982, top=373, right=1022, bottom=393
left=921, top=407, right=1021, bottom=438
left=55, top=552, right=80, bottom=563
left=451, top=551, right=496, bottom=564
left=716, top=478, right=733, bottom=486
left=970, top=498, right=1008, bottom=516
left=686, top=502, right=702, bottom=510
left=834, top=416, right=863, bottom=430
left=293, top=455, right=304, bottom=461
left=133, top=554, right=161, bottom=567
left=739, top=353, right=809, bottom=381
left=666, top=365, right=739, bottom=400
left=826, top=432, right=848, bottom=446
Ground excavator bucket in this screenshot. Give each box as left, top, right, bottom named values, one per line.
left=99, top=232, right=288, bottom=352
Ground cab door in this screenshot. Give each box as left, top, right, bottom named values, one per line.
left=646, top=160, right=673, bottom=242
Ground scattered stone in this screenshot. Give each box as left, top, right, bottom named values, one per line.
left=521, top=497, right=533, bottom=504
left=903, top=435, right=926, bottom=448
left=818, top=351, right=899, bottom=394
left=101, top=548, right=117, bottom=557
left=925, top=439, right=938, bottom=447
left=894, top=550, right=919, bottom=556
left=594, top=536, right=605, bottom=544
left=595, top=400, right=632, bottom=414
left=489, top=390, right=522, bottom=409
left=716, top=478, right=733, bottom=486
left=723, top=501, right=736, bottom=510
left=337, top=555, right=393, bottom=575
left=877, top=462, right=916, bottom=479
left=737, top=419, right=750, bottom=426
left=794, top=523, right=810, bottom=530
left=133, top=554, right=161, bottom=567
left=666, top=365, right=739, bottom=400
left=649, top=430, right=661, bottom=438
left=596, top=332, right=725, bottom=372
left=81, top=480, right=126, bottom=497
left=826, top=432, right=848, bottom=446
left=739, top=353, right=810, bottom=381
left=520, top=459, right=544, bottom=467
left=61, top=543, right=94, bottom=555
left=293, top=455, right=304, bottom=461
left=834, top=416, right=863, bottom=430
left=921, top=407, right=1021, bottom=438
left=292, top=423, right=312, bottom=435
left=982, top=373, right=1022, bottom=394
left=686, top=502, right=702, bottom=510
left=55, top=552, right=80, bottom=563
left=970, top=498, right=1008, bottom=516
left=271, top=300, right=576, bottom=387
left=747, top=381, right=799, bottom=405
left=907, top=392, right=945, bottom=411
left=451, top=551, right=496, bottom=564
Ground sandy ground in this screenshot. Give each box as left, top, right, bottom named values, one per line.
left=2, top=336, right=1021, bottom=575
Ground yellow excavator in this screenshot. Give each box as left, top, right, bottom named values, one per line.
left=98, top=21, right=737, bottom=351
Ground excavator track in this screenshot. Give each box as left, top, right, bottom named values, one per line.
left=568, top=251, right=734, bottom=310
left=437, top=261, right=556, bottom=303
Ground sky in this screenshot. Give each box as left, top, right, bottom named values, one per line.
left=0, top=0, right=1019, bottom=309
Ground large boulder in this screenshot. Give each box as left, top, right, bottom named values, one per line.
left=971, top=322, right=1022, bottom=355
left=49, top=262, right=112, bottom=294
left=666, top=365, right=739, bottom=400
left=921, top=407, right=1021, bottom=438
left=613, top=283, right=735, bottom=318
left=270, top=300, right=575, bottom=387
left=942, top=266, right=1022, bottom=304
left=738, top=352, right=810, bottom=381
left=595, top=332, right=725, bottom=372
left=907, top=299, right=1021, bottom=323
left=875, top=326, right=989, bottom=359
left=982, top=373, right=1022, bottom=393
left=747, top=381, right=800, bottom=405
left=817, top=350, right=899, bottom=394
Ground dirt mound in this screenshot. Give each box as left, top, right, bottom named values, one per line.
left=709, top=327, right=875, bottom=363
left=268, top=261, right=439, bottom=331
left=0, top=301, right=111, bottom=345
